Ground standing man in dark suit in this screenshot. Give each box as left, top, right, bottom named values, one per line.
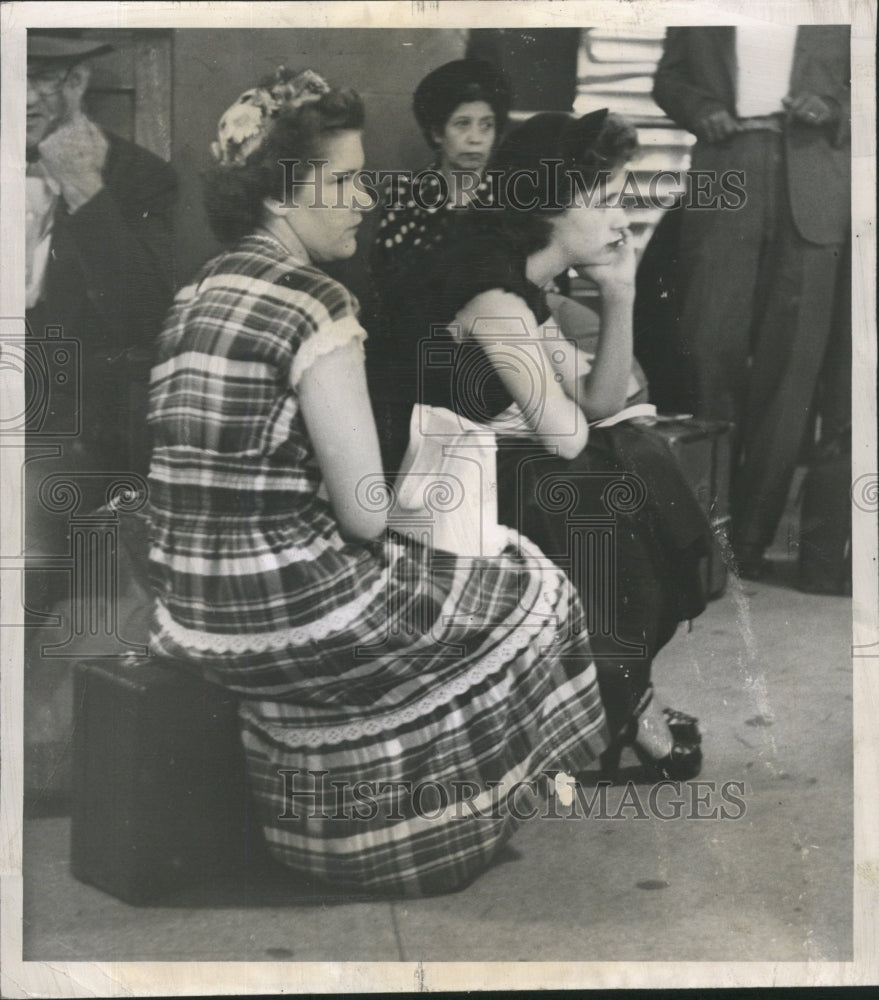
left=653, top=25, right=851, bottom=578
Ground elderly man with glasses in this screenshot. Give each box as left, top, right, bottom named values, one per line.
left=23, top=32, right=178, bottom=802
left=25, top=31, right=177, bottom=526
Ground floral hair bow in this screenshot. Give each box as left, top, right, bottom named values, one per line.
left=211, top=67, right=331, bottom=167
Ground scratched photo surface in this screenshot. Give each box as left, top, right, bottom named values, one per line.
left=1, top=1, right=875, bottom=995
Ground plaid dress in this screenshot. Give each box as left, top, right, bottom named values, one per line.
left=148, top=233, right=607, bottom=897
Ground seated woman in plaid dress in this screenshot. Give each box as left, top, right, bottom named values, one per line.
left=147, top=67, right=608, bottom=897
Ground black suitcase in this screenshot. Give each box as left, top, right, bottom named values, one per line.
left=649, top=417, right=733, bottom=600
left=71, top=655, right=259, bottom=904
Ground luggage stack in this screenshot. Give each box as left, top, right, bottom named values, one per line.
left=650, top=417, right=734, bottom=600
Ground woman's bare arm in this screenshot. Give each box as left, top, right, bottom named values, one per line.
left=298, top=339, right=387, bottom=542
left=546, top=237, right=637, bottom=420
left=545, top=292, right=634, bottom=420
left=455, top=289, right=589, bottom=460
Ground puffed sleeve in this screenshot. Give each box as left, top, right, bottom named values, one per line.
left=277, top=270, right=368, bottom=391
left=432, top=234, right=545, bottom=325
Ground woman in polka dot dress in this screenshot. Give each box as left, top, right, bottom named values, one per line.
left=369, top=58, right=510, bottom=468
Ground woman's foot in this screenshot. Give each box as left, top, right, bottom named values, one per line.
left=601, top=684, right=702, bottom=782
left=633, top=696, right=676, bottom=759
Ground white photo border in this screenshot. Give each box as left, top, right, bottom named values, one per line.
left=1, top=1, right=875, bottom=994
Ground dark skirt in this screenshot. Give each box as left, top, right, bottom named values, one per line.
left=497, top=422, right=712, bottom=733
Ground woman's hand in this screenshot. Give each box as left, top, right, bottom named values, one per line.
left=575, top=234, right=636, bottom=301
left=559, top=234, right=636, bottom=419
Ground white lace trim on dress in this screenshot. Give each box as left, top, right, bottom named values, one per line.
left=154, top=566, right=388, bottom=652
left=289, top=315, right=366, bottom=390
left=239, top=564, right=573, bottom=748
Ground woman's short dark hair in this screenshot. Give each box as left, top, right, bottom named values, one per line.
left=204, top=72, right=365, bottom=244
left=480, top=109, right=639, bottom=256
left=413, top=59, right=511, bottom=149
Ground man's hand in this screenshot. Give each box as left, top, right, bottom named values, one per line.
left=38, top=112, right=109, bottom=213
left=783, top=93, right=838, bottom=127
left=695, top=108, right=740, bottom=143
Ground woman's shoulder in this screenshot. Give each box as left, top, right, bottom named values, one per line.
left=275, top=262, right=360, bottom=323
left=207, top=236, right=359, bottom=316
left=440, top=223, right=521, bottom=271
left=183, top=244, right=356, bottom=318
left=430, top=221, right=534, bottom=312
left=374, top=172, right=436, bottom=258
left=177, top=242, right=362, bottom=351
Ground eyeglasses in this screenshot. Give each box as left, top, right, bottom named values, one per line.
left=27, top=68, right=71, bottom=97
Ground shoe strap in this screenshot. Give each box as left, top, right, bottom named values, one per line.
left=663, top=706, right=699, bottom=727
left=632, top=682, right=655, bottom=720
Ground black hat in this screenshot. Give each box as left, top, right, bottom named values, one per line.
left=28, top=29, right=113, bottom=65
left=494, top=109, right=610, bottom=174
left=492, top=109, right=618, bottom=210
left=413, top=58, right=511, bottom=148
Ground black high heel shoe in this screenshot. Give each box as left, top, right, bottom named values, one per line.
left=600, top=684, right=703, bottom=782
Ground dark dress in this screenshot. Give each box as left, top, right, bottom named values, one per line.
left=368, top=221, right=712, bottom=733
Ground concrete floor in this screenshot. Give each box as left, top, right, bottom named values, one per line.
left=21, top=543, right=853, bottom=963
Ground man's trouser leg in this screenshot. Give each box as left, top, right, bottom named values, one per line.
left=731, top=187, right=842, bottom=555
left=676, top=132, right=781, bottom=431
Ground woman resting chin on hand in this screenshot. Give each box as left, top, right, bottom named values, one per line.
left=371, top=110, right=711, bottom=784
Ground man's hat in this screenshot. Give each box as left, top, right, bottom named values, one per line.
left=28, top=29, right=113, bottom=65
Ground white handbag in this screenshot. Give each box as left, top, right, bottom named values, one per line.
left=393, top=404, right=507, bottom=558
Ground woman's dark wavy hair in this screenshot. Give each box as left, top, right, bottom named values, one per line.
left=413, top=58, right=511, bottom=150
left=204, top=73, right=365, bottom=245
left=472, top=109, right=639, bottom=256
